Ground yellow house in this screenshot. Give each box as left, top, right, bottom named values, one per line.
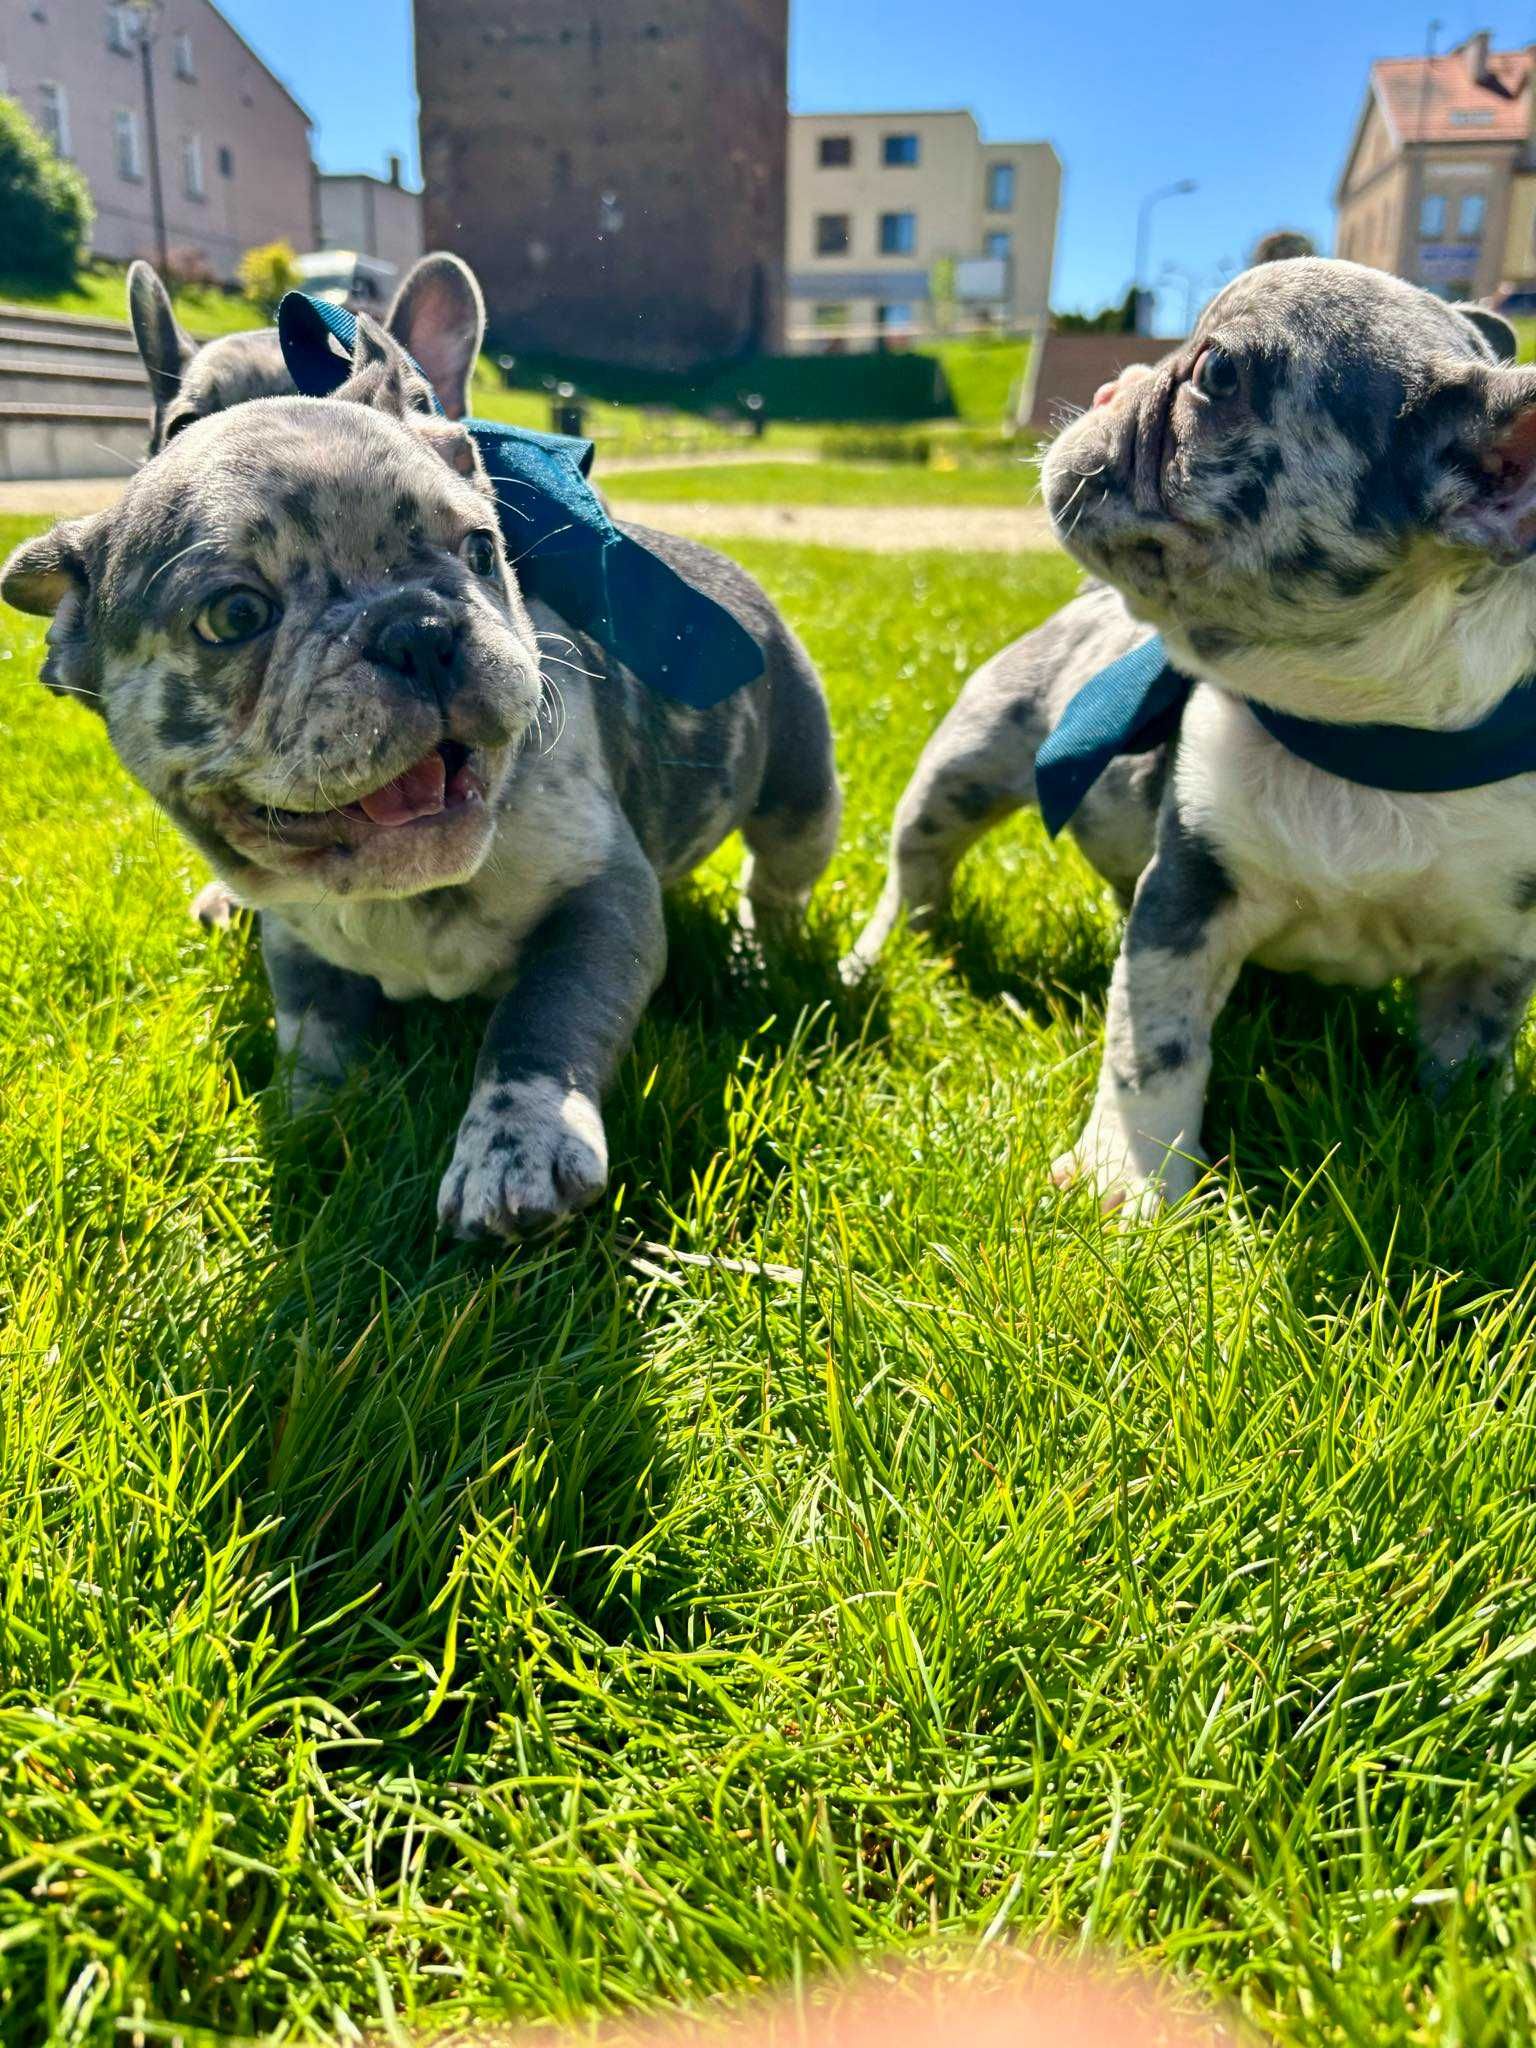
left=1336, top=33, right=1536, bottom=302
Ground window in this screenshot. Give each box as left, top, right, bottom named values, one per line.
left=181, top=132, right=204, bottom=200
left=106, top=4, right=136, bottom=54
left=1450, top=108, right=1495, bottom=126
left=114, top=107, right=143, bottom=182
left=818, top=135, right=852, bottom=168
left=813, top=302, right=849, bottom=326
left=986, top=162, right=1015, bottom=211
left=877, top=302, right=914, bottom=332
left=814, top=212, right=850, bottom=256
left=1420, top=193, right=1447, bottom=237
left=882, top=133, right=919, bottom=167
left=983, top=230, right=1012, bottom=260
left=36, top=82, right=70, bottom=158
left=173, top=32, right=195, bottom=80
left=879, top=210, right=916, bottom=255
left=1460, top=192, right=1486, bottom=237
left=218, top=144, right=233, bottom=178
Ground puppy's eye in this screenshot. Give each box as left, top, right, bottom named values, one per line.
left=460, top=530, right=500, bottom=580
left=193, top=587, right=278, bottom=646
left=1192, top=346, right=1240, bottom=401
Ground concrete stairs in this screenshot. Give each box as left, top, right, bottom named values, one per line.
left=0, top=302, right=150, bottom=484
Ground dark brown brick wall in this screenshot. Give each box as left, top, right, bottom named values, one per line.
left=416, top=0, right=787, bottom=371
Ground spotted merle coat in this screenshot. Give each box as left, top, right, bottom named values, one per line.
left=850, top=257, right=1536, bottom=1218
left=3, top=297, right=839, bottom=1240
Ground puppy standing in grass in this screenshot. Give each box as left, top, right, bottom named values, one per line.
left=1, top=281, right=839, bottom=1241
left=851, top=258, right=1536, bottom=1217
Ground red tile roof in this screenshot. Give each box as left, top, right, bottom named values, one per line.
left=1374, top=45, right=1534, bottom=145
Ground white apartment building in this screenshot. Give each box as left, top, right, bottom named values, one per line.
left=786, top=108, right=1060, bottom=351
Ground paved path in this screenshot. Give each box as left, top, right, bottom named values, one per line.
left=606, top=496, right=1058, bottom=553
left=0, top=471, right=1060, bottom=555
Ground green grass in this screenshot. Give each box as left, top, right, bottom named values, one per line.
left=0, top=264, right=271, bottom=340
left=10, top=512, right=1536, bottom=2044
left=917, top=336, right=1031, bottom=427
left=468, top=363, right=756, bottom=459
left=605, top=459, right=1040, bottom=509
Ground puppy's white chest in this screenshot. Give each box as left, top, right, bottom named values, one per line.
left=1183, top=691, right=1536, bottom=983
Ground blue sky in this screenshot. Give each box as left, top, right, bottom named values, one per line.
left=222, top=1, right=1536, bottom=332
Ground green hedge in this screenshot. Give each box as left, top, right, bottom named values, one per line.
left=487, top=342, right=955, bottom=425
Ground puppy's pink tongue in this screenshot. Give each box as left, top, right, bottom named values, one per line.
left=357, top=750, right=446, bottom=826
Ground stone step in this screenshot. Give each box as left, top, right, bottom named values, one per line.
left=0, top=358, right=150, bottom=406
left=0, top=300, right=142, bottom=347
left=0, top=322, right=145, bottom=378
left=0, top=402, right=146, bottom=482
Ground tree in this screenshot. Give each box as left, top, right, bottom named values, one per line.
left=1053, top=287, right=1140, bottom=335
left=1251, top=229, right=1316, bottom=266
left=238, top=240, right=301, bottom=318
left=0, top=95, right=93, bottom=289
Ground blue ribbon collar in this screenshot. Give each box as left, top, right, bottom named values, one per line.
left=275, top=293, right=763, bottom=710
left=1035, top=631, right=1536, bottom=837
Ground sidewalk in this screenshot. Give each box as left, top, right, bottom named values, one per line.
left=1, top=471, right=1059, bottom=555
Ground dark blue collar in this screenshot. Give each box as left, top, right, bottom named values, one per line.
left=275, top=293, right=762, bottom=710
left=1034, top=632, right=1536, bottom=837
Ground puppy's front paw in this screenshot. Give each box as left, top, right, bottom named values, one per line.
left=191, top=879, right=245, bottom=929
left=1050, top=1119, right=1205, bottom=1223
left=437, top=1078, right=609, bottom=1241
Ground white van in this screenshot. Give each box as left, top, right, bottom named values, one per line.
left=293, top=250, right=399, bottom=312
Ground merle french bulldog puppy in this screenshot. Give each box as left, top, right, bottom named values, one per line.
left=2, top=317, right=839, bottom=1240
left=128, top=250, right=485, bottom=453
left=850, top=256, right=1536, bottom=1218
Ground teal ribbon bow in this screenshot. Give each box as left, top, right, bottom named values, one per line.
left=275, top=293, right=764, bottom=710
left=1035, top=631, right=1536, bottom=836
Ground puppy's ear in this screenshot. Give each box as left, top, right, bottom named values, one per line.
left=386, top=252, right=485, bottom=421
left=128, top=261, right=197, bottom=427
left=0, top=518, right=104, bottom=709
left=1453, top=304, right=1518, bottom=365
left=337, top=315, right=492, bottom=492
left=336, top=313, right=440, bottom=421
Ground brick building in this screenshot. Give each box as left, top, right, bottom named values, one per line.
left=0, top=0, right=314, bottom=281
left=415, top=0, right=787, bottom=370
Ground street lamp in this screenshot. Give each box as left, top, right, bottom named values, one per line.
left=1159, top=260, right=1199, bottom=334
left=1134, top=179, right=1196, bottom=335
left=125, top=2, right=169, bottom=276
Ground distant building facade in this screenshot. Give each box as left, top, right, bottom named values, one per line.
left=318, top=157, right=424, bottom=273
left=0, top=0, right=315, bottom=280
left=785, top=110, right=1060, bottom=352
left=416, top=0, right=787, bottom=371
left=1336, top=31, right=1536, bottom=301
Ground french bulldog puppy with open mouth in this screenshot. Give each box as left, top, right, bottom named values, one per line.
left=849, top=257, right=1536, bottom=1218
left=2, top=308, right=839, bottom=1241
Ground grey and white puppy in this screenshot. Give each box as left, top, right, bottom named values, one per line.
left=127, top=250, right=485, bottom=452
left=3, top=305, right=839, bottom=1240
left=850, top=257, right=1536, bottom=1218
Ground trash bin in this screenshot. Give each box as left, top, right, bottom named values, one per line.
left=551, top=381, right=584, bottom=438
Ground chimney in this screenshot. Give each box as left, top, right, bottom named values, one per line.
left=387, top=152, right=403, bottom=188
left=1462, top=30, right=1492, bottom=85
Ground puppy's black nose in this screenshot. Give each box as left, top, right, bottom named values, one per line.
left=369, top=610, right=459, bottom=700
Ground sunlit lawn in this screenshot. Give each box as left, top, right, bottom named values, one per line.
left=5, top=515, right=1536, bottom=2044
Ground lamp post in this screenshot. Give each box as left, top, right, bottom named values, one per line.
left=1159, top=260, right=1199, bottom=335
left=127, top=2, right=169, bottom=276
left=1134, top=179, right=1196, bottom=335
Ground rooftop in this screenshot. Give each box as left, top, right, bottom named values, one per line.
left=1372, top=34, right=1534, bottom=145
